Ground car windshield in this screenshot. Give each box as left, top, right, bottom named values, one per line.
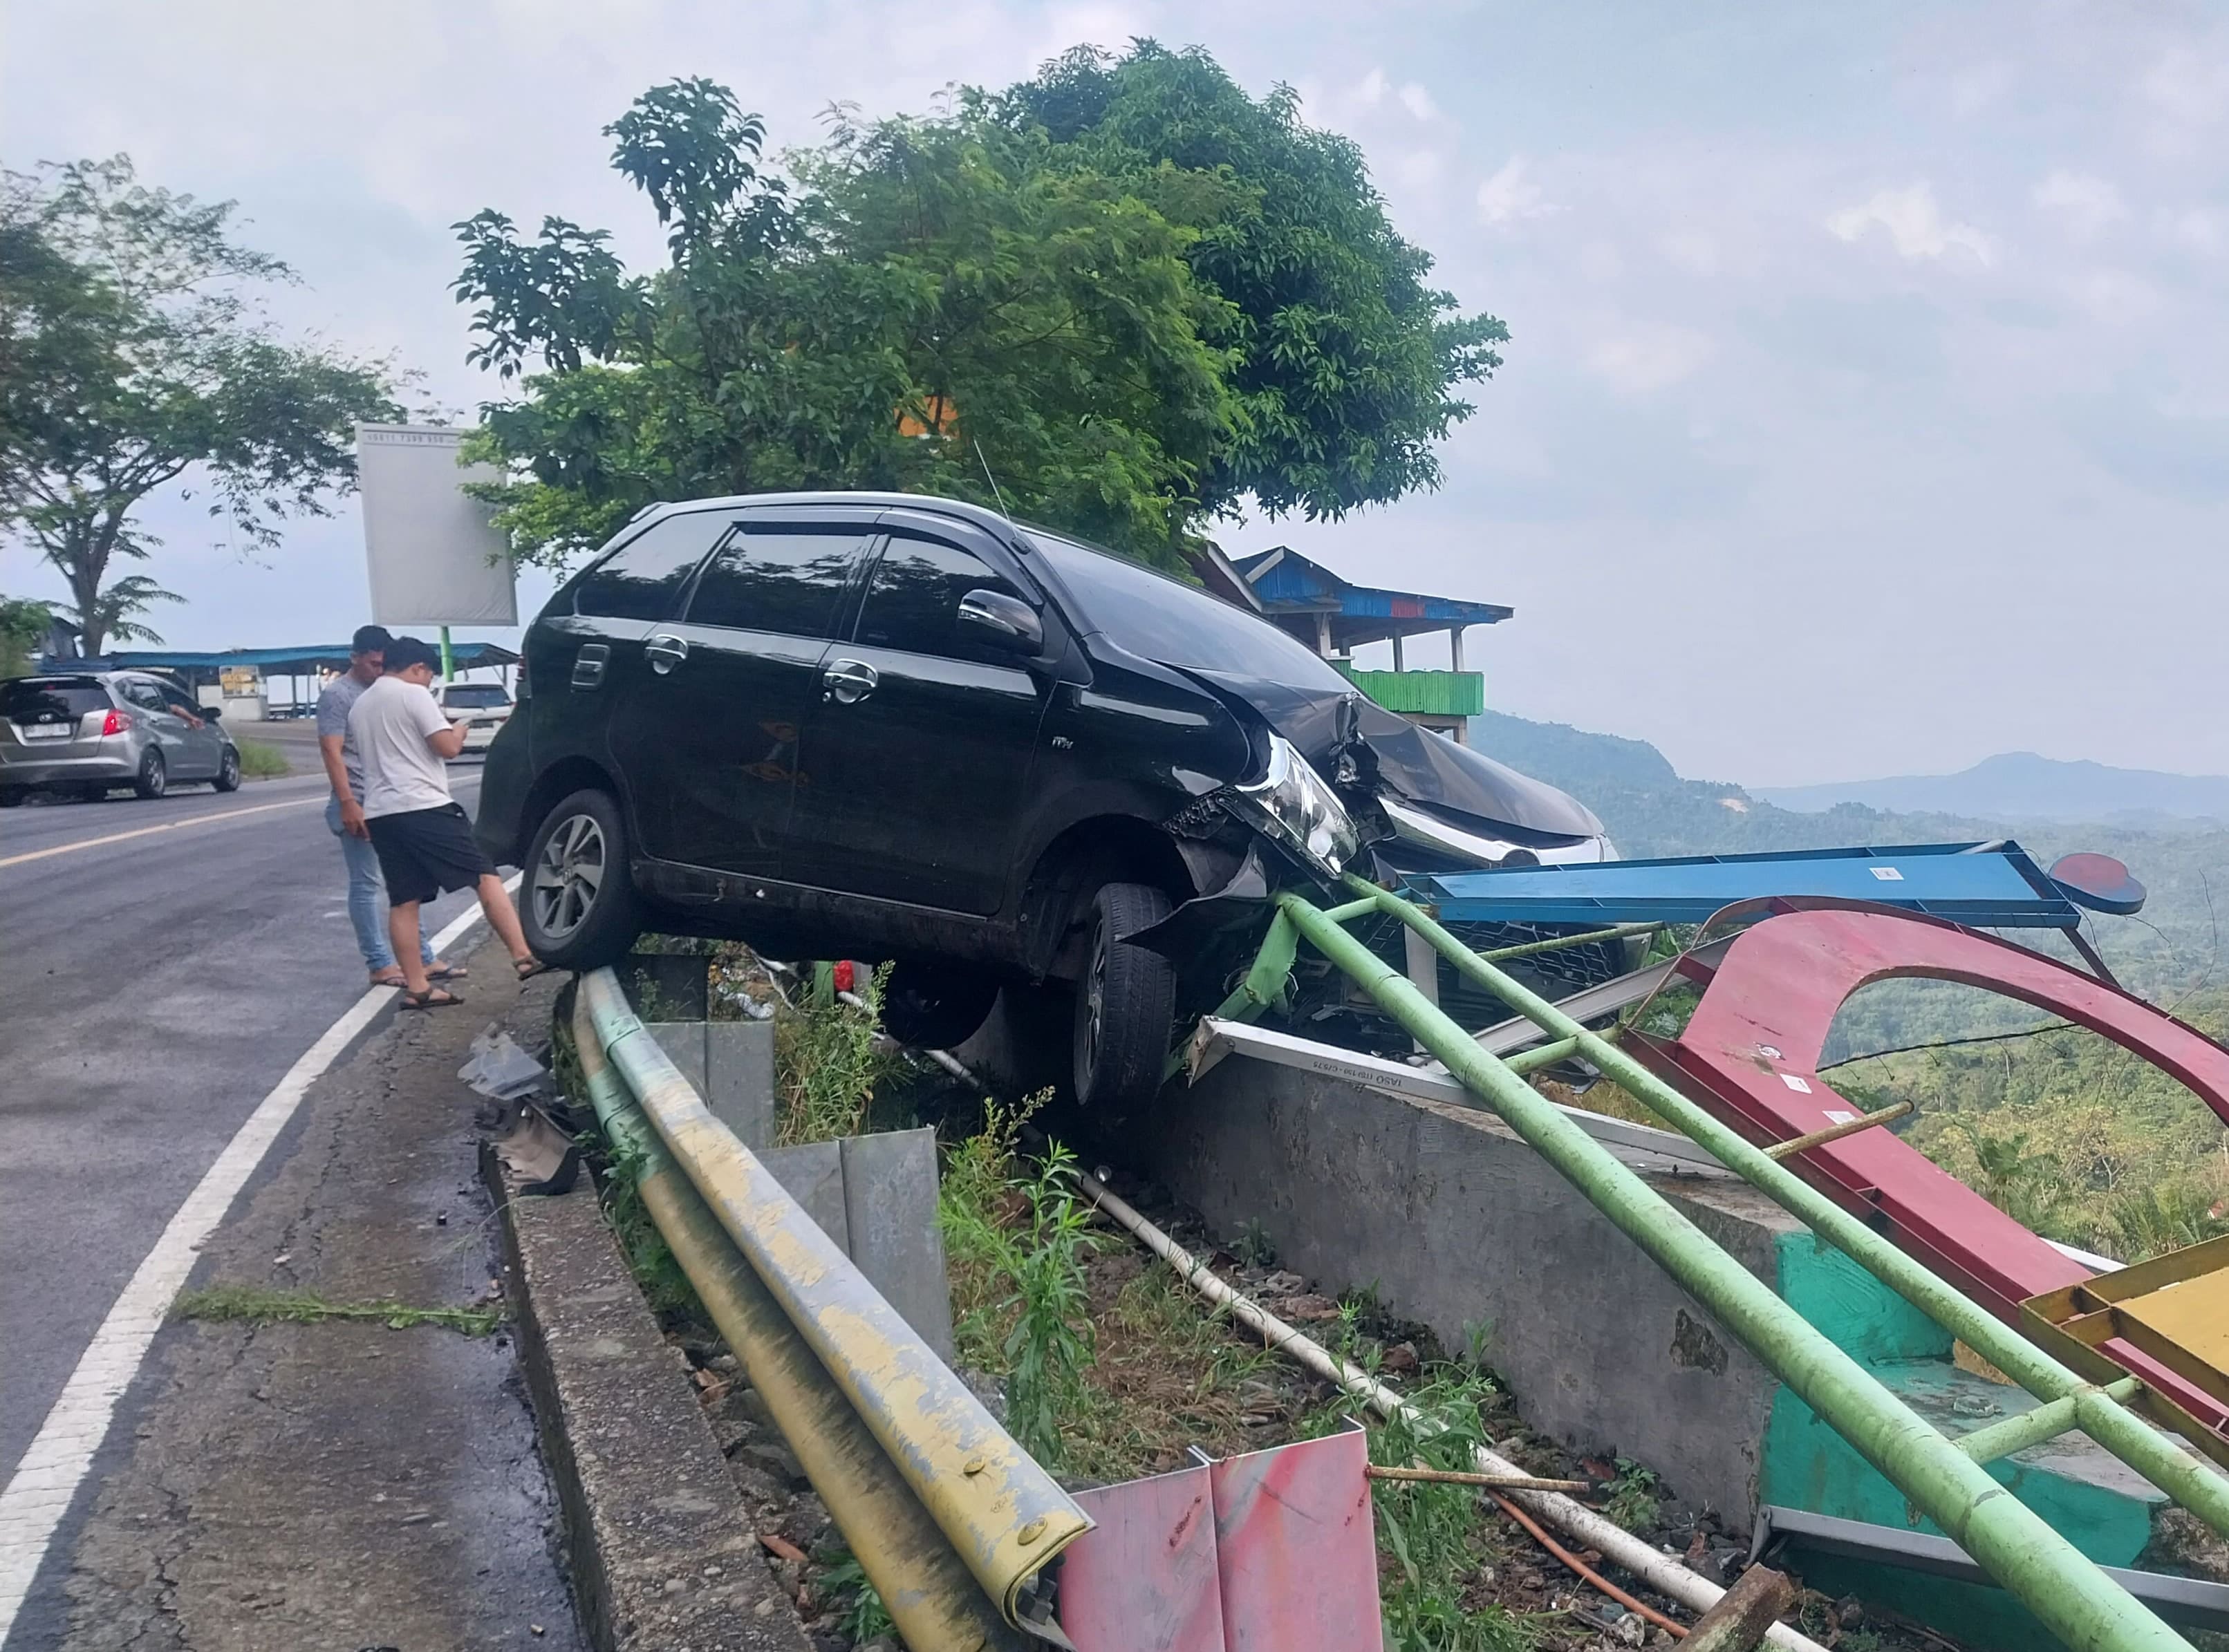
left=442, top=684, right=512, bottom=708
left=5, top=679, right=110, bottom=721
left=1025, top=532, right=1354, bottom=691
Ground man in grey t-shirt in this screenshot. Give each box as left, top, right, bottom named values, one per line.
left=317, top=624, right=443, bottom=986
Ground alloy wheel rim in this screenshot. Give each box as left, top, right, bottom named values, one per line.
left=532, top=813, right=606, bottom=942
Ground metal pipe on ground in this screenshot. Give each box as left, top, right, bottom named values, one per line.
left=1072, top=1163, right=1834, bottom=1652
left=1355, top=876, right=2229, bottom=1549
left=1290, top=890, right=2188, bottom=1652
left=578, top=968, right=1090, bottom=1626
left=570, top=999, right=1027, bottom=1652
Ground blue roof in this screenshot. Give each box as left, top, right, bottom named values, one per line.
left=59, top=641, right=521, bottom=673
left=1233, top=547, right=1511, bottom=646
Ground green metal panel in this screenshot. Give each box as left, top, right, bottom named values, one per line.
left=1327, top=664, right=1486, bottom=716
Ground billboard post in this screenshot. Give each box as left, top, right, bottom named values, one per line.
left=356, top=422, right=515, bottom=679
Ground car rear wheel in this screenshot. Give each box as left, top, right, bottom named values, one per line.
left=521, top=788, right=642, bottom=970
left=1072, top=881, right=1176, bottom=1114
left=133, top=750, right=166, bottom=800
left=882, top=963, right=999, bottom=1051
left=212, top=748, right=241, bottom=792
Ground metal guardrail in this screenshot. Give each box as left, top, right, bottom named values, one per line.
left=572, top=968, right=1084, bottom=1651
left=1220, top=881, right=2226, bottom=1652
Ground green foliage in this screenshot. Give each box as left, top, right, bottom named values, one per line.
left=773, top=961, right=894, bottom=1145
left=583, top=1124, right=705, bottom=1324
left=1599, top=1456, right=1664, bottom=1533
left=988, top=1147, right=1100, bottom=1468
left=1365, top=1365, right=1537, bottom=1652
left=998, top=42, right=1507, bottom=523
left=0, top=596, right=48, bottom=676
left=0, top=158, right=402, bottom=654
left=814, top=1549, right=895, bottom=1643
left=1234, top=1215, right=1277, bottom=1267
left=455, top=50, right=1495, bottom=570
left=234, top=737, right=289, bottom=778
left=172, top=1284, right=500, bottom=1336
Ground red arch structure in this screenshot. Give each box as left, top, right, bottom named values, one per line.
left=1625, top=901, right=2229, bottom=1443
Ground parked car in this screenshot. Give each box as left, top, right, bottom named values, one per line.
left=475, top=492, right=1614, bottom=1108
left=432, top=680, right=516, bottom=753
left=1, top=671, right=242, bottom=804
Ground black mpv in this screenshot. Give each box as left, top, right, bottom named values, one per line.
left=476, top=492, right=1614, bottom=1108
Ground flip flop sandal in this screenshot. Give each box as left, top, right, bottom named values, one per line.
left=400, top=987, right=465, bottom=1011
left=514, top=959, right=554, bottom=982
left=370, top=971, right=408, bottom=988
left=426, top=962, right=469, bottom=981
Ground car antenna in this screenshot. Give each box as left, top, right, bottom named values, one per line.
left=972, top=439, right=1017, bottom=526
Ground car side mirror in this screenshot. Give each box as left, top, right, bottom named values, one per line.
left=957, top=588, right=1044, bottom=655
left=201, top=704, right=223, bottom=719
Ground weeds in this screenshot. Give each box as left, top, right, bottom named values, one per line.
left=775, top=961, right=895, bottom=1145
left=1599, top=1456, right=1663, bottom=1532
left=172, top=1284, right=500, bottom=1336
left=2106, top=1179, right=2228, bottom=1261
left=1235, top=1216, right=1277, bottom=1266
left=581, top=1124, right=705, bottom=1326
left=234, top=738, right=290, bottom=779
left=959, top=1145, right=1101, bottom=1468
left=815, top=1549, right=895, bottom=1643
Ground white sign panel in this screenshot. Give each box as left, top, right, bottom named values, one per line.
left=357, top=422, right=517, bottom=626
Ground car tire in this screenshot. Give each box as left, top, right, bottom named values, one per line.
left=882, top=964, right=999, bottom=1051
left=1072, top=881, right=1177, bottom=1113
left=212, top=747, right=242, bottom=792
left=521, top=788, right=642, bottom=970
left=133, top=750, right=166, bottom=800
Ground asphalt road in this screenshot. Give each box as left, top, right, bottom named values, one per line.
left=0, top=766, right=484, bottom=1485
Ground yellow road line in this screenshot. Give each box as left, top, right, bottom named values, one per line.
left=0, top=795, right=326, bottom=870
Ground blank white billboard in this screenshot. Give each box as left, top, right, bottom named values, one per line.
left=357, top=422, right=517, bottom=626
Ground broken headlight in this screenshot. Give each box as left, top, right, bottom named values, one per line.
left=1227, top=733, right=1360, bottom=882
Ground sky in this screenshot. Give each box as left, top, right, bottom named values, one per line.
left=4, top=1, right=2226, bottom=787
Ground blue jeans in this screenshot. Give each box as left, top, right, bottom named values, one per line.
left=328, top=794, right=435, bottom=973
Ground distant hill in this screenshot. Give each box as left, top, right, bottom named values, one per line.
left=1755, top=751, right=2229, bottom=825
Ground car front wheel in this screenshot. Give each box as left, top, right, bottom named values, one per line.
left=1072, top=881, right=1177, bottom=1114
left=521, top=788, right=643, bottom=970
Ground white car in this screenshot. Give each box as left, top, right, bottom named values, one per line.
left=433, top=680, right=515, bottom=752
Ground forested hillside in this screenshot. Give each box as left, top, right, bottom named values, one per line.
left=1471, top=710, right=2229, bottom=1259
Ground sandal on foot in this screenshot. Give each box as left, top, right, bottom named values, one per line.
left=370, top=969, right=408, bottom=988
left=400, top=987, right=465, bottom=1011
left=514, top=958, right=554, bottom=981
left=426, top=961, right=469, bottom=981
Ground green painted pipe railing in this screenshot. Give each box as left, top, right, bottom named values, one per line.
left=1273, top=888, right=2194, bottom=1652
left=1348, top=876, right=2229, bottom=1550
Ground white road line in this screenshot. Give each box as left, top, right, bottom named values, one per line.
left=0, top=876, right=521, bottom=1642
left=0, top=796, right=324, bottom=869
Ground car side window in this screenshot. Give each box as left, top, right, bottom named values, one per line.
left=123, top=680, right=166, bottom=713
left=683, top=526, right=868, bottom=638
left=854, top=534, right=1025, bottom=659
left=160, top=687, right=201, bottom=718
left=572, top=510, right=735, bottom=621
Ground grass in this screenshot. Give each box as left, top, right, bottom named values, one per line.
left=234, top=737, right=290, bottom=779
left=775, top=962, right=897, bottom=1145
left=172, top=1284, right=501, bottom=1335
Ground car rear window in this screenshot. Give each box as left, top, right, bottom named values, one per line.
left=572, top=509, right=734, bottom=621
left=5, top=679, right=110, bottom=721
left=1027, top=532, right=1355, bottom=690
left=442, top=684, right=511, bottom=708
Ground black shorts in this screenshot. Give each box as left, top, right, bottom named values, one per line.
left=366, top=802, right=493, bottom=906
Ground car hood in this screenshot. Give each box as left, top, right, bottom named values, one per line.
left=1180, top=668, right=1605, bottom=843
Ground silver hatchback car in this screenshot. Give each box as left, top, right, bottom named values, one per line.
left=0, top=672, right=243, bottom=805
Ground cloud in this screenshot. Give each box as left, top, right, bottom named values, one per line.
left=2141, top=45, right=2229, bottom=129
left=1949, top=61, right=2014, bottom=117
left=2032, top=170, right=2127, bottom=239
left=1477, top=155, right=1553, bottom=227
left=1352, top=66, right=1387, bottom=107
left=2164, top=207, right=2226, bottom=256
left=1397, top=82, right=1437, bottom=122
left=1826, top=182, right=1993, bottom=265
left=1583, top=324, right=1715, bottom=395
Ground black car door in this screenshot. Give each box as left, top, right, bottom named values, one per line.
left=785, top=516, right=1054, bottom=915
left=610, top=509, right=878, bottom=877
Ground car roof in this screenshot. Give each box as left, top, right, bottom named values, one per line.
left=634, top=490, right=1021, bottom=541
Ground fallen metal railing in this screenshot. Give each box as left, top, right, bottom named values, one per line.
left=1209, top=881, right=2225, bottom=1652
left=572, top=969, right=1083, bottom=1651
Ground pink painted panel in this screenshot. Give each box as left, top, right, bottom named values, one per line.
left=1210, top=1429, right=1385, bottom=1652
left=1062, top=1464, right=1227, bottom=1652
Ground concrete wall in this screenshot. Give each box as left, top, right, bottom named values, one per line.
left=1135, top=1055, right=1801, bottom=1523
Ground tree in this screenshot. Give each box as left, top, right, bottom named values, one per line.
left=997, top=42, right=1508, bottom=522
left=0, top=597, right=48, bottom=677
left=457, top=50, right=1498, bottom=570
left=456, top=79, right=1241, bottom=570
left=0, top=158, right=402, bottom=655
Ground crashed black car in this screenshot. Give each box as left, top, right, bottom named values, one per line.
left=476, top=492, right=1616, bottom=1107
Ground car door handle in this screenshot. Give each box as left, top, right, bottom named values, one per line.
left=645, top=633, right=689, bottom=676
left=822, top=659, right=878, bottom=704
left=571, top=644, right=610, bottom=690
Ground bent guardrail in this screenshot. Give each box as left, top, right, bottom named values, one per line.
left=572, top=968, right=1083, bottom=1651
